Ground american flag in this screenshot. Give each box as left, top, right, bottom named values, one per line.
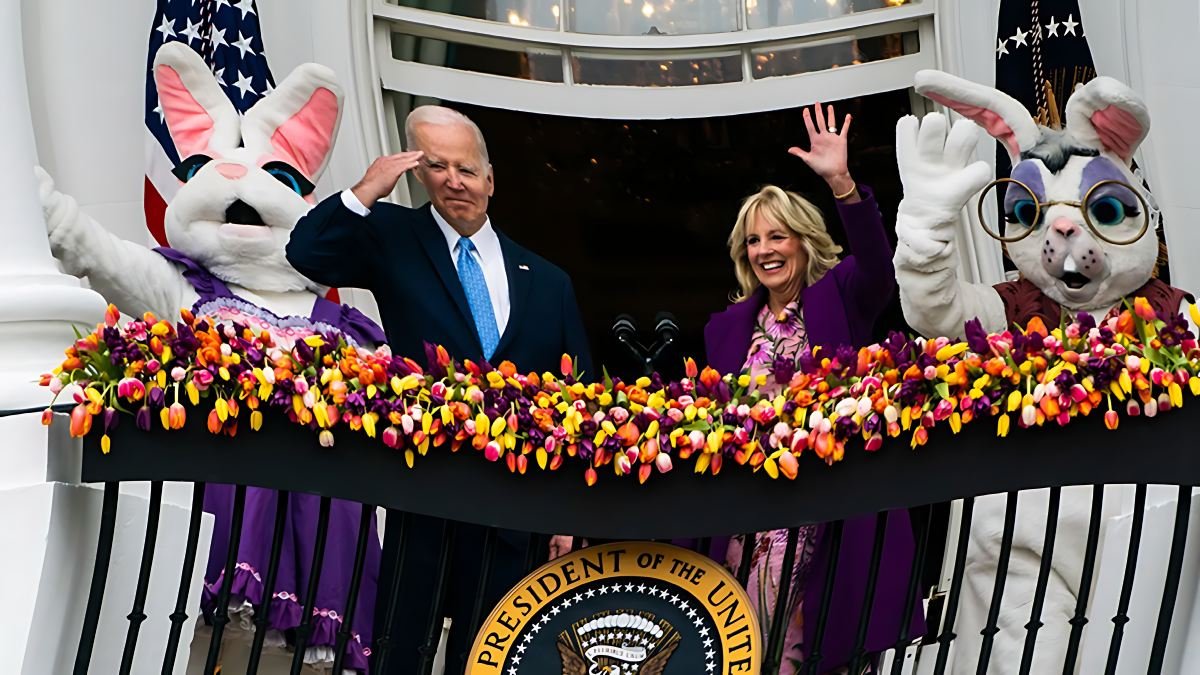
left=144, top=0, right=275, bottom=245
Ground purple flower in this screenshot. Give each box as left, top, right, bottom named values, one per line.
left=772, top=354, right=796, bottom=385
left=964, top=318, right=990, bottom=354
left=1075, top=312, right=1097, bottom=331
left=135, top=406, right=152, bottom=431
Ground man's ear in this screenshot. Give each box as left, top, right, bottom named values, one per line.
left=486, top=165, right=495, bottom=197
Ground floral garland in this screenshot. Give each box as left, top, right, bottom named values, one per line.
left=42, top=300, right=1200, bottom=485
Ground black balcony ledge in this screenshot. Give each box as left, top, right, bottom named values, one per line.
left=80, top=407, right=1200, bottom=539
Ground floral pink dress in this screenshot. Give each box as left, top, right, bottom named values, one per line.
left=726, top=300, right=824, bottom=675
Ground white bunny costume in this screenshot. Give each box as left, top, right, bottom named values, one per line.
left=39, top=43, right=382, bottom=672
left=894, top=71, right=1194, bottom=674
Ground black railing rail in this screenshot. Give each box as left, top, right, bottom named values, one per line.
left=67, top=407, right=1200, bottom=674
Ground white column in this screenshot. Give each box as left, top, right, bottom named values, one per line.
left=0, top=0, right=106, bottom=411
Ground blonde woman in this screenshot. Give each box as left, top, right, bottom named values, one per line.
left=703, top=103, right=923, bottom=673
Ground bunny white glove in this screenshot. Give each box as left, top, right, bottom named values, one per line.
left=36, top=166, right=192, bottom=318
left=892, top=114, right=1007, bottom=338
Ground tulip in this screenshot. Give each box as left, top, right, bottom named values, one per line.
left=207, top=409, right=222, bottom=434
left=684, top=357, right=698, bottom=379
left=778, top=452, right=799, bottom=480
left=250, top=410, right=263, bottom=431
left=584, top=467, right=598, bottom=486
left=104, top=303, right=119, bottom=327
left=484, top=440, right=502, bottom=462
left=638, top=463, right=653, bottom=484
left=865, top=433, right=883, bottom=452
left=1105, top=410, right=1119, bottom=430
left=69, top=403, right=92, bottom=437
left=41, top=408, right=54, bottom=426
left=1126, top=399, right=1141, bottom=416
left=318, top=430, right=335, bottom=447
left=655, top=452, right=673, bottom=473
left=135, top=406, right=152, bottom=431
left=382, top=426, right=401, bottom=449
left=996, top=414, right=1010, bottom=438
left=168, top=402, right=186, bottom=430
left=1144, top=397, right=1158, bottom=418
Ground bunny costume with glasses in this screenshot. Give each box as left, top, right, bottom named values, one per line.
left=893, top=71, right=1194, bottom=673
left=38, top=43, right=382, bottom=672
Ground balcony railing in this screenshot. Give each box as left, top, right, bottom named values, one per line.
left=67, top=406, right=1198, bottom=674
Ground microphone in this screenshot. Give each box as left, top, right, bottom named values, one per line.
left=612, top=314, right=639, bottom=345
left=653, top=311, right=679, bottom=346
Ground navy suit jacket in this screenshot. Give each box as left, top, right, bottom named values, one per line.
left=287, top=194, right=593, bottom=377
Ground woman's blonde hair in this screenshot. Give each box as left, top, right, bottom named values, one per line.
left=728, top=185, right=843, bottom=302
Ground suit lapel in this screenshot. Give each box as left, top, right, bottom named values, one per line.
left=495, top=232, right=532, bottom=358
left=412, top=204, right=479, bottom=345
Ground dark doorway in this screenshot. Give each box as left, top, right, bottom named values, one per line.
left=424, top=90, right=914, bottom=381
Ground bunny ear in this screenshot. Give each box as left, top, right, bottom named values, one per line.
left=241, top=63, right=343, bottom=180
left=1063, top=76, right=1149, bottom=164
left=153, top=42, right=241, bottom=159
left=914, top=70, right=1041, bottom=162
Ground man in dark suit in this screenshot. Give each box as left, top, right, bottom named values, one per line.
left=286, top=105, right=592, bottom=672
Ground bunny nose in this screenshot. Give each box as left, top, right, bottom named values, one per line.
left=1050, top=217, right=1080, bottom=239
left=215, top=163, right=247, bottom=180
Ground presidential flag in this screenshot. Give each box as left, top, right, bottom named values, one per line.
left=144, top=0, right=275, bottom=245
left=994, top=0, right=1170, bottom=280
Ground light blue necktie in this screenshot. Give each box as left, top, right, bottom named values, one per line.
left=455, top=237, right=500, bottom=360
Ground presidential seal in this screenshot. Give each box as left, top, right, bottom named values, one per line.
left=468, top=542, right=760, bottom=674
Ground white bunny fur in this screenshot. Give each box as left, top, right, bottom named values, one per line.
left=894, top=70, right=1162, bottom=340
left=39, top=42, right=341, bottom=322
left=894, top=72, right=1184, bottom=675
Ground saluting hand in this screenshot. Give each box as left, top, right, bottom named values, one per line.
left=788, top=102, right=856, bottom=198
left=350, top=151, right=425, bottom=209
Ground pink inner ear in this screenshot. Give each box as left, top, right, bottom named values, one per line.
left=924, top=92, right=1021, bottom=159
left=155, top=65, right=215, bottom=159
left=1092, top=105, right=1142, bottom=160
left=269, top=88, right=339, bottom=178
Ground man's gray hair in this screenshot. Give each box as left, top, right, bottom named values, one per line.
left=404, top=105, right=491, bottom=173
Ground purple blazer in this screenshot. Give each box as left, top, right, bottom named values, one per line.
left=701, top=186, right=925, bottom=669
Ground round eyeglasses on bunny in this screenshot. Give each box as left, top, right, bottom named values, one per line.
left=976, top=178, right=1151, bottom=246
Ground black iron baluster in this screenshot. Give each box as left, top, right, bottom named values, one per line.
left=803, top=520, right=845, bottom=675
left=1019, top=487, right=1062, bottom=675
left=975, top=492, right=1019, bottom=675
left=849, top=512, right=890, bottom=674
left=763, top=528, right=802, bottom=673
left=524, top=532, right=548, bottom=573
left=290, top=495, right=333, bottom=675
left=74, top=481, right=119, bottom=675
left=1104, top=484, right=1148, bottom=675
left=162, top=482, right=206, bottom=675
left=1148, top=486, right=1192, bottom=674
left=461, top=526, right=499, bottom=672
left=737, top=533, right=755, bottom=588
left=246, top=490, right=290, bottom=675
left=419, top=521, right=458, bottom=675
left=934, top=497, right=976, bottom=675
left=205, top=484, right=247, bottom=675
left=331, top=503, right=375, bottom=673
left=371, top=510, right=410, bottom=673
left=1062, top=485, right=1104, bottom=675
left=119, top=481, right=163, bottom=674
left=890, top=507, right=934, bottom=675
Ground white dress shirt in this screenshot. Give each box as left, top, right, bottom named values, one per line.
left=340, top=190, right=510, bottom=334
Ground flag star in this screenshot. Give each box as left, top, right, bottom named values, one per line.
left=232, top=71, right=256, bottom=99
left=212, top=66, right=225, bottom=82
left=540, top=615, right=552, bottom=624
left=209, top=26, right=229, bottom=50
left=1012, top=26, right=1029, bottom=47
left=703, top=637, right=714, bottom=648
left=512, top=655, right=522, bottom=665
left=679, top=601, right=690, bottom=612
left=531, top=624, right=542, bottom=634
left=659, top=589, right=670, bottom=599
left=599, top=586, right=609, bottom=595
left=153, top=102, right=165, bottom=122
left=648, top=587, right=658, bottom=595
left=637, top=584, right=647, bottom=593
left=706, top=649, right=715, bottom=659
left=234, top=0, right=257, bottom=18
left=698, top=626, right=710, bottom=636
left=155, top=16, right=177, bottom=40
left=507, top=668, right=517, bottom=675
left=625, top=583, right=635, bottom=592
left=585, top=589, right=596, bottom=598
left=611, top=584, right=623, bottom=594
left=523, top=633, right=534, bottom=643
left=669, top=594, right=680, bottom=605
left=1062, top=14, right=1079, bottom=35
left=231, top=32, right=256, bottom=58
left=687, top=609, right=698, bottom=618
left=214, top=0, right=231, bottom=9
left=706, top=662, right=715, bottom=672
left=1045, top=16, right=1060, bottom=37
left=517, top=643, right=527, bottom=653
left=573, top=594, right=584, bottom=603
left=181, top=18, right=203, bottom=44
left=693, top=617, right=704, bottom=627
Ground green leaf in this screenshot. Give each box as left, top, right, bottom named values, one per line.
left=934, top=382, right=951, bottom=400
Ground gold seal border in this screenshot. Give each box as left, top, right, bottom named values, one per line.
left=467, top=542, right=761, bottom=674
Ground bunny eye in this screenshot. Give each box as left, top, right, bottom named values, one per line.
left=172, top=154, right=213, bottom=182
left=262, top=161, right=315, bottom=196
left=1005, top=199, right=1042, bottom=228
